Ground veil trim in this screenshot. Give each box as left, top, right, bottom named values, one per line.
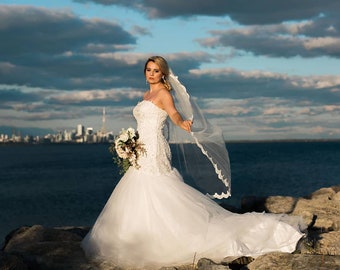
left=192, top=136, right=231, bottom=199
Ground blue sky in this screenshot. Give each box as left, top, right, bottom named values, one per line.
left=0, top=0, right=339, bottom=140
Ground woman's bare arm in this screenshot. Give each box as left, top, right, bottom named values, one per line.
left=160, top=90, right=192, bottom=132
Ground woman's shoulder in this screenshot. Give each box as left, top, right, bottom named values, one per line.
left=149, top=88, right=174, bottom=111
left=159, top=88, right=172, bottom=99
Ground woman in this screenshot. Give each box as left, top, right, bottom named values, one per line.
left=81, top=56, right=305, bottom=269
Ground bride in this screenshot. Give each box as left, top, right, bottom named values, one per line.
left=81, top=56, right=305, bottom=269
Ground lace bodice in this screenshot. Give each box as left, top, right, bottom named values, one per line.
left=133, top=100, right=172, bottom=175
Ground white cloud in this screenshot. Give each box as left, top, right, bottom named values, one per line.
left=49, top=89, right=143, bottom=104
left=303, top=37, right=340, bottom=50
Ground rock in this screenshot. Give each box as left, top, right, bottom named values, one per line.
left=221, top=256, right=254, bottom=267
left=4, top=225, right=84, bottom=251
left=332, top=191, right=340, bottom=201
left=2, top=225, right=94, bottom=270
left=196, top=258, right=230, bottom=270
left=249, top=186, right=340, bottom=232
left=309, top=187, right=336, bottom=200
left=292, top=195, right=340, bottom=231
left=241, top=185, right=340, bottom=262
left=314, top=231, right=340, bottom=256
left=246, top=252, right=340, bottom=270
left=0, top=251, right=28, bottom=270
left=264, top=196, right=297, bottom=213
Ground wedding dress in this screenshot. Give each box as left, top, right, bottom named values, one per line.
left=81, top=100, right=305, bottom=269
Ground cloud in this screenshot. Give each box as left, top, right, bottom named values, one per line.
left=198, top=16, right=340, bottom=58
left=0, top=5, right=135, bottom=55
left=131, top=25, right=151, bottom=36
left=73, top=0, right=340, bottom=25
left=0, top=5, right=137, bottom=89
left=187, top=68, right=340, bottom=105
left=0, top=87, right=40, bottom=104
left=48, top=88, right=143, bottom=106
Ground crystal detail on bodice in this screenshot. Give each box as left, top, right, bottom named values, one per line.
left=133, top=100, right=171, bottom=175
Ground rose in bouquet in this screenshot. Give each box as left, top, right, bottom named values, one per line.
left=109, top=127, right=146, bottom=174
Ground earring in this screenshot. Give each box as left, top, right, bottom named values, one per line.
left=146, top=79, right=148, bottom=85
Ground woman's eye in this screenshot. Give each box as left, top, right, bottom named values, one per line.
left=146, top=68, right=160, bottom=73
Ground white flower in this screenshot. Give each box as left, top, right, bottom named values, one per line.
left=120, top=132, right=129, bottom=142
left=115, top=146, right=125, bottom=157
left=127, top=127, right=136, bottom=138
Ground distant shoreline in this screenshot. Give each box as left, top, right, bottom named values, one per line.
left=226, top=138, right=340, bottom=143
left=0, top=138, right=339, bottom=146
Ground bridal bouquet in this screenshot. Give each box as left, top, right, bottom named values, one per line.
left=109, top=127, right=146, bottom=174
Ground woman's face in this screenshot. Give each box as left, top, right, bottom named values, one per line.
left=145, top=61, right=163, bottom=84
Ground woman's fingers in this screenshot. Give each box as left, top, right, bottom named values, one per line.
left=180, top=119, right=193, bottom=132
left=185, top=120, right=192, bottom=132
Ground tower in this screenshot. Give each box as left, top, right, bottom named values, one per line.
left=76, top=124, right=84, bottom=136
left=101, top=107, right=106, bottom=134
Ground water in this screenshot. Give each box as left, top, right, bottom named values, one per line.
left=0, top=141, right=339, bottom=243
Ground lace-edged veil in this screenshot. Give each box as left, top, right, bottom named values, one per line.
left=167, top=70, right=231, bottom=199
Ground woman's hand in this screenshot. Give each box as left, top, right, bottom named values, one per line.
left=179, top=119, right=193, bottom=132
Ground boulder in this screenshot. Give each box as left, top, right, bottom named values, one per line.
left=292, top=195, right=340, bottom=231
left=2, top=225, right=94, bottom=270
left=196, top=258, right=230, bottom=270
left=246, top=252, right=340, bottom=270
left=240, top=187, right=338, bottom=229
left=314, top=231, right=340, bottom=256
left=0, top=251, right=28, bottom=270
left=263, top=196, right=297, bottom=214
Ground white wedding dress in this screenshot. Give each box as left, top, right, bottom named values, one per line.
left=81, top=100, right=305, bottom=269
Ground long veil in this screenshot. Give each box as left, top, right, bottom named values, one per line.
left=167, top=70, right=231, bottom=199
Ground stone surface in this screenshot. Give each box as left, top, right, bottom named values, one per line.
left=205, top=185, right=340, bottom=232
left=263, top=196, right=297, bottom=214
left=246, top=252, right=340, bottom=270
left=2, top=225, right=94, bottom=270
left=0, top=251, right=28, bottom=270
left=196, top=258, right=230, bottom=270
left=314, top=231, right=340, bottom=256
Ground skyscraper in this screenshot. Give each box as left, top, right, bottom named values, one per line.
left=76, top=124, right=84, bottom=136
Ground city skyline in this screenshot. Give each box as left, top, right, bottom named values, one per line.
left=0, top=107, right=115, bottom=143
left=0, top=1, right=339, bottom=140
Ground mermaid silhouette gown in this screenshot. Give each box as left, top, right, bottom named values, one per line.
left=81, top=100, right=305, bottom=268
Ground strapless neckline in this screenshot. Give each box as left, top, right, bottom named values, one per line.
left=140, top=99, right=166, bottom=112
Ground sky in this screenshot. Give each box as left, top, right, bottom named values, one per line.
left=0, top=0, right=339, bottom=140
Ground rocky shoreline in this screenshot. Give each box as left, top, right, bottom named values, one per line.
left=1, top=185, right=340, bottom=270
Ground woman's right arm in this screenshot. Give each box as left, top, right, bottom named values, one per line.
left=160, top=90, right=192, bottom=132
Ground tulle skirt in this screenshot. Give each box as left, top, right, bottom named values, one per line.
left=81, top=167, right=305, bottom=269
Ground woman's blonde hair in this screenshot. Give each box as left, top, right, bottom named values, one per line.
left=144, top=56, right=171, bottom=91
